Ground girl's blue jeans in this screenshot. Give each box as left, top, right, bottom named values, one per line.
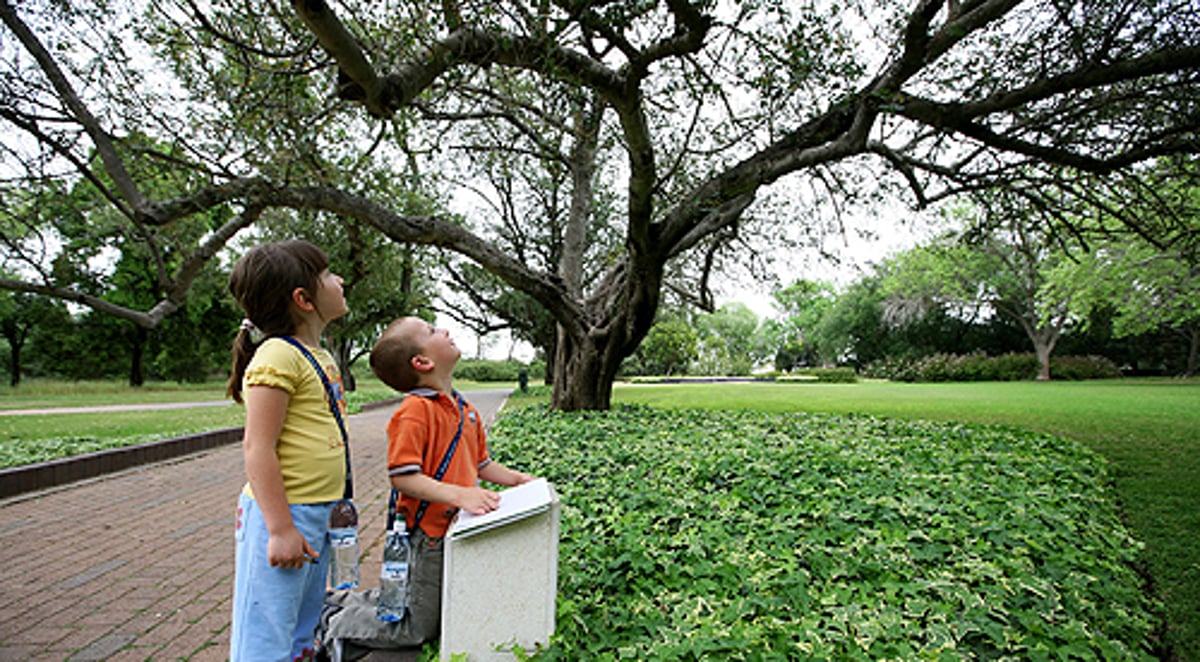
left=230, top=492, right=334, bottom=662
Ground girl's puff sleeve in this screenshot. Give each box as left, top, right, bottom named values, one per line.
left=244, top=339, right=301, bottom=394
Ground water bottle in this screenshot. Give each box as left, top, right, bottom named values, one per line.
left=377, top=517, right=412, bottom=622
left=328, top=498, right=360, bottom=590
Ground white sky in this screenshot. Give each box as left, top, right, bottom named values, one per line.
left=440, top=201, right=941, bottom=362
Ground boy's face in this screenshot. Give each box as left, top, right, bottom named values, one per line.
left=405, top=318, right=461, bottom=368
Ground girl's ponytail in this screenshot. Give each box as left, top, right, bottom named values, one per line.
left=226, top=322, right=268, bottom=404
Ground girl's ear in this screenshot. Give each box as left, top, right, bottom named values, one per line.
left=291, top=287, right=314, bottom=311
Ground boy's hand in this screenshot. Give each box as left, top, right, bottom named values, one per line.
left=457, top=486, right=501, bottom=515
left=511, top=471, right=535, bottom=485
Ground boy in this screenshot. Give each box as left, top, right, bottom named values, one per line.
left=316, top=318, right=533, bottom=660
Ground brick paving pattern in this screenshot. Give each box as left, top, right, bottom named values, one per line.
left=0, top=391, right=510, bottom=662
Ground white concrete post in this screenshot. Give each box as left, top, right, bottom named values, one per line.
left=440, top=481, right=560, bottom=660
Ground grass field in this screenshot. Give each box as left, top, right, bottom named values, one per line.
left=0, top=377, right=487, bottom=467
left=4, top=377, right=1197, bottom=658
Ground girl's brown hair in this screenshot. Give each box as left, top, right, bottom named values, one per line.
left=226, top=239, right=329, bottom=403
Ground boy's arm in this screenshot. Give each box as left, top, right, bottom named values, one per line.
left=478, top=460, right=535, bottom=487
left=391, top=472, right=501, bottom=516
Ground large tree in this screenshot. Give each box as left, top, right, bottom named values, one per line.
left=2, top=1, right=1198, bottom=409
left=767, top=280, right=838, bottom=369
left=881, top=190, right=1087, bottom=381
left=1045, top=237, right=1200, bottom=376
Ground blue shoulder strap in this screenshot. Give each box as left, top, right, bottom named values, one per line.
left=280, top=336, right=353, bottom=499
left=389, top=391, right=467, bottom=532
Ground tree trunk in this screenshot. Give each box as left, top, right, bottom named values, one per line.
left=1034, top=340, right=1052, bottom=381
left=1011, top=312, right=1060, bottom=382
left=1185, top=323, right=1198, bottom=378
left=541, top=332, right=556, bottom=386
left=551, top=326, right=621, bottom=411
left=2, top=322, right=24, bottom=387
left=9, top=338, right=20, bottom=387
left=333, top=339, right=357, bottom=392
left=549, top=257, right=662, bottom=410
left=129, top=325, right=147, bottom=387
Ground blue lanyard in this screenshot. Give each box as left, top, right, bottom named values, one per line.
left=389, top=391, right=466, bottom=532
left=280, top=336, right=353, bottom=499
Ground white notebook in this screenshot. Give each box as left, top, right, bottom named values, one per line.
left=449, top=478, right=554, bottom=540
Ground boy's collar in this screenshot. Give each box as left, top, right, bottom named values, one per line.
left=409, top=387, right=459, bottom=401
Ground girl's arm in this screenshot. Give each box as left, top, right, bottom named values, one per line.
left=243, top=384, right=318, bottom=569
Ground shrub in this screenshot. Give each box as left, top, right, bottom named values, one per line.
left=985, top=352, right=1041, bottom=381
left=791, top=367, right=858, bottom=383
left=861, top=355, right=919, bottom=382
left=453, top=359, right=543, bottom=382
left=1051, top=355, right=1122, bottom=380
left=862, top=353, right=1117, bottom=382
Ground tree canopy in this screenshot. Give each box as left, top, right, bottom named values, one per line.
left=2, top=0, right=1198, bottom=408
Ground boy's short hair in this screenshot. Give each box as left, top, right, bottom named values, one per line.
left=370, top=318, right=425, bottom=393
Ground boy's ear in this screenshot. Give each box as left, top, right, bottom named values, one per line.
left=410, top=354, right=434, bottom=373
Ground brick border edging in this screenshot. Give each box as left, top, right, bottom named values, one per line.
left=0, top=426, right=244, bottom=500
left=0, top=397, right=403, bottom=501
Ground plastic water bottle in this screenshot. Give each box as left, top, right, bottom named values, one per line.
left=328, top=499, right=360, bottom=590
left=377, top=517, right=412, bottom=622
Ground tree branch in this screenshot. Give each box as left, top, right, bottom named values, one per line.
left=254, top=183, right=588, bottom=337
left=0, top=0, right=153, bottom=221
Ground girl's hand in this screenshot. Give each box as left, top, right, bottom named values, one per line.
left=267, top=526, right=318, bottom=569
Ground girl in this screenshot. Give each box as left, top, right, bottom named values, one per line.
left=226, top=240, right=350, bottom=662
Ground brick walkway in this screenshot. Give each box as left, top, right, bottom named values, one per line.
left=0, top=390, right=510, bottom=662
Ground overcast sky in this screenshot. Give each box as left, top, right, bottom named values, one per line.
left=441, top=200, right=943, bottom=362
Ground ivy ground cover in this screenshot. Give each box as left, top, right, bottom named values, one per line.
left=488, top=405, right=1158, bottom=660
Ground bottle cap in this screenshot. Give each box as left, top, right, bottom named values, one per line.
left=330, top=498, right=358, bottom=527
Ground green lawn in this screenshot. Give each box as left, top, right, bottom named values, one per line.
left=601, top=379, right=1200, bottom=661
left=0, top=378, right=230, bottom=410
left=0, top=377, right=490, bottom=467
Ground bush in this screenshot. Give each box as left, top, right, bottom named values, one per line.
left=453, top=359, right=545, bottom=383
left=863, top=352, right=1118, bottom=382
left=866, top=356, right=908, bottom=382
left=790, top=367, right=858, bottom=383
left=1051, top=355, right=1122, bottom=380
left=984, top=352, right=1041, bottom=381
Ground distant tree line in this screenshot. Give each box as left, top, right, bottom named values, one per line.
left=621, top=293, right=1189, bottom=381
left=622, top=194, right=1199, bottom=381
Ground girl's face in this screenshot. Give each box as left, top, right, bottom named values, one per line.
left=311, top=269, right=349, bottom=322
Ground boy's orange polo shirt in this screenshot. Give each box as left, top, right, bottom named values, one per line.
left=386, top=388, right=491, bottom=538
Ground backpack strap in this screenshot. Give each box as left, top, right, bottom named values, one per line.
left=280, top=336, right=353, bottom=499
left=389, top=390, right=466, bottom=532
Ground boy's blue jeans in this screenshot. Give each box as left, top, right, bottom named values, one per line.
left=231, top=492, right=334, bottom=662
